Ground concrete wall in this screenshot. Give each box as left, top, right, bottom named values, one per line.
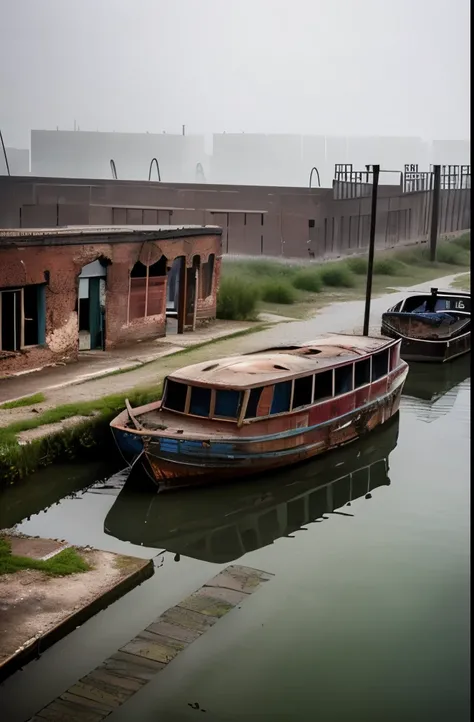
left=31, top=131, right=207, bottom=183
left=1, top=148, right=29, bottom=176
left=0, top=175, right=470, bottom=262
left=0, top=231, right=221, bottom=375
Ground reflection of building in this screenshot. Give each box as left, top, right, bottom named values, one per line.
left=104, top=417, right=399, bottom=563
left=0, top=226, right=221, bottom=376
left=401, top=357, right=471, bottom=422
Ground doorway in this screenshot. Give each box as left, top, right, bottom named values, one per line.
left=78, top=260, right=107, bottom=351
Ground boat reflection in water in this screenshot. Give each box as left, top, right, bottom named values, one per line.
left=401, top=355, right=470, bottom=423
left=104, top=415, right=400, bottom=564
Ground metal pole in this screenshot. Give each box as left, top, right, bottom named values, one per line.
left=429, top=164, right=441, bottom=262
left=362, top=164, right=380, bottom=336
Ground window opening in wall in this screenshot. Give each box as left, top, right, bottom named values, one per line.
left=314, top=370, right=333, bottom=402
left=260, top=235, right=264, bottom=254
left=270, top=381, right=292, bottom=414
left=129, top=257, right=167, bottom=321
left=308, top=219, right=315, bottom=228
left=335, top=364, right=353, bottom=396
left=214, top=389, right=242, bottom=419
left=292, top=375, right=313, bottom=409
left=245, top=387, right=264, bottom=419
left=355, top=358, right=371, bottom=388
left=189, top=386, right=212, bottom=417
left=200, top=254, right=215, bottom=299
left=372, top=350, right=389, bottom=381
left=261, top=214, right=264, bottom=226
left=0, top=284, right=46, bottom=352
left=164, top=380, right=188, bottom=413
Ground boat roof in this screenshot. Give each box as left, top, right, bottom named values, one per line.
left=407, top=289, right=470, bottom=297
left=167, top=334, right=393, bottom=389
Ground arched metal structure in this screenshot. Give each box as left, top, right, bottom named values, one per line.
left=148, top=157, right=161, bottom=182
left=0, top=130, right=11, bottom=176
left=196, top=162, right=206, bottom=182
left=110, top=159, right=118, bottom=180
left=309, top=166, right=320, bottom=188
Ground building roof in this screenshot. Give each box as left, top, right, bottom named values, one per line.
left=168, top=334, right=393, bottom=389
left=0, top=225, right=222, bottom=247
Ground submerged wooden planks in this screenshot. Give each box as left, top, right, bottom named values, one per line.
left=30, top=564, right=274, bottom=721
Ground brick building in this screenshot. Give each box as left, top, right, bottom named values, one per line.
left=0, top=225, right=221, bottom=376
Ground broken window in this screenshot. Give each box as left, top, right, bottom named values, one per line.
left=334, top=364, right=353, bottom=396
left=355, top=358, right=371, bottom=388
left=372, top=350, right=389, bottom=381
left=313, top=370, right=333, bottom=402
left=129, top=257, right=167, bottom=320
left=164, top=380, right=188, bottom=412
left=0, top=284, right=46, bottom=352
left=245, top=386, right=264, bottom=419
left=189, top=386, right=212, bottom=417
left=270, top=381, right=292, bottom=415
left=214, top=389, right=242, bottom=419
left=200, top=254, right=215, bottom=299
left=292, top=375, right=314, bottom=409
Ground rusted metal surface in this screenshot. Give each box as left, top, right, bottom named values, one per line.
left=110, top=335, right=409, bottom=490
left=381, top=290, right=471, bottom=363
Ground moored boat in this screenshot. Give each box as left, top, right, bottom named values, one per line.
left=110, top=334, right=408, bottom=491
left=381, top=287, right=470, bottom=363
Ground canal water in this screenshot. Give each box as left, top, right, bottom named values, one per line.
left=0, top=356, right=470, bottom=722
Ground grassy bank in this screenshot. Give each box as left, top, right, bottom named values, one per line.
left=218, top=233, right=471, bottom=320
left=0, top=537, right=90, bottom=577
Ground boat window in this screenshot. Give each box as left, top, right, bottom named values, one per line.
left=189, top=386, right=211, bottom=417
left=215, top=389, right=242, bottom=419
left=372, top=350, right=389, bottom=381
left=313, top=370, right=333, bottom=402
left=292, top=375, right=313, bottom=409
left=270, top=381, right=292, bottom=415
left=335, top=364, right=353, bottom=396
left=245, top=387, right=264, bottom=419
left=355, top=358, right=371, bottom=388
left=164, top=380, right=188, bottom=412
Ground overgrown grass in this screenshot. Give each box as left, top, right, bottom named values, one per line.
left=452, top=232, right=470, bottom=250
left=0, top=537, right=90, bottom=577
left=0, top=393, right=46, bottom=410
left=436, top=243, right=470, bottom=266
left=451, top=273, right=470, bottom=291
left=319, top=264, right=356, bottom=287
left=373, top=258, right=406, bottom=275
left=216, top=277, right=260, bottom=320
left=261, top=279, right=296, bottom=304
left=292, top=269, right=323, bottom=292
left=347, top=257, right=368, bottom=275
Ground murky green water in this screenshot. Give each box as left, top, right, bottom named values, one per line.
left=0, top=357, right=470, bottom=722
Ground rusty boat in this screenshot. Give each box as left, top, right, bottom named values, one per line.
left=381, top=287, right=470, bottom=363
left=109, top=334, right=408, bottom=491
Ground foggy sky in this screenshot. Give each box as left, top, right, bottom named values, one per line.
left=0, top=0, right=470, bottom=149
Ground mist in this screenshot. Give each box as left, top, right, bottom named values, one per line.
left=0, top=0, right=470, bottom=184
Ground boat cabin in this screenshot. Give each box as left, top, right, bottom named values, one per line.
left=160, top=335, right=402, bottom=427
left=388, top=288, right=470, bottom=316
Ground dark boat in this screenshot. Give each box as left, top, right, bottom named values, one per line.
left=104, top=415, right=399, bottom=564
left=381, top=287, right=470, bottom=363
left=109, top=334, right=408, bottom=491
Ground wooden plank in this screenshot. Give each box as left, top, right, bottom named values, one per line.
left=99, top=650, right=166, bottom=682
left=120, top=631, right=185, bottom=664
left=30, top=564, right=273, bottom=722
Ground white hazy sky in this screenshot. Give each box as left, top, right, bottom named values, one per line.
left=0, top=0, right=470, bottom=148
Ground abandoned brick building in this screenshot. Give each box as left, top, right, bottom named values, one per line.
left=0, top=225, right=222, bottom=375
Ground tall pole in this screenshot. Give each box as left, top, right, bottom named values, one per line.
left=429, top=164, right=441, bottom=262
left=363, top=164, right=380, bottom=336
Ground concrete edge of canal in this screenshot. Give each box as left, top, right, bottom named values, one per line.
left=0, top=534, right=154, bottom=685
left=26, top=564, right=274, bottom=722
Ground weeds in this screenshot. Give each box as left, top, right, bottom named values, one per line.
left=216, top=277, right=260, bottom=320
left=0, top=393, right=46, bottom=410
left=0, top=537, right=90, bottom=577
left=319, top=264, right=356, bottom=287
left=261, top=279, right=296, bottom=304
left=292, top=269, right=323, bottom=292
